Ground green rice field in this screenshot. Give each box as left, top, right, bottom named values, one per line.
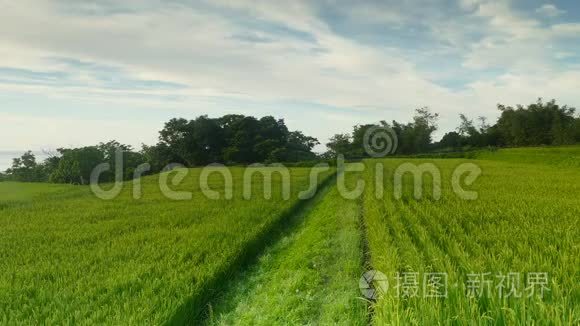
left=0, top=147, right=578, bottom=324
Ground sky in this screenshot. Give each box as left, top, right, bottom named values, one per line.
left=1, top=0, right=580, bottom=170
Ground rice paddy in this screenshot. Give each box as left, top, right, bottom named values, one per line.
left=0, top=147, right=578, bottom=324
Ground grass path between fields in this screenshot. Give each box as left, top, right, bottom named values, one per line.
left=201, top=173, right=368, bottom=325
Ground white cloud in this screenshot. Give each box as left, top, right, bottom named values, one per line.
left=0, top=112, right=159, bottom=151
left=536, top=4, right=566, bottom=17
left=555, top=52, right=575, bottom=60
left=0, top=0, right=446, bottom=111
left=551, top=23, right=580, bottom=36
left=0, top=0, right=579, bottom=154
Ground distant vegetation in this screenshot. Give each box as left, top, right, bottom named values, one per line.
left=2, top=98, right=579, bottom=184
left=328, top=98, right=580, bottom=157
left=2, top=114, right=320, bottom=184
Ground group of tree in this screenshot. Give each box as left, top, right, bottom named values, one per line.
left=3, top=141, right=145, bottom=184
left=325, top=107, right=441, bottom=157
left=437, top=99, right=580, bottom=150
left=326, top=99, right=580, bottom=158
left=142, top=114, right=319, bottom=171
left=2, top=114, right=320, bottom=184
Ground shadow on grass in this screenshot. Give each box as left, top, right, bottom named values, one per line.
left=165, top=173, right=337, bottom=325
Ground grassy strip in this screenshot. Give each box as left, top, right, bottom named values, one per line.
left=168, top=172, right=338, bottom=324
left=204, top=172, right=367, bottom=325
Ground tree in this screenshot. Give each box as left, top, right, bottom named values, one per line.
left=50, top=147, right=105, bottom=184
left=439, top=131, right=463, bottom=149
left=457, top=114, right=478, bottom=138
left=5, top=151, right=46, bottom=182
left=221, top=115, right=261, bottom=163
left=411, top=107, right=439, bottom=153
left=496, top=99, right=577, bottom=146
left=456, top=114, right=484, bottom=147
left=254, top=116, right=288, bottom=162
left=478, top=116, right=490, bottom=133
left=141, top=143, right=179, bottom=172
left=269, top=131, right=319, bottom=162
left=350, top=124, right=379, bottom=157
left=158, top=117, right=194, bottom=165
left=41, top=152, right=62, bottom=177
left=96, top=141, right=147, bottom=180
left=156, top=114, right=319, bottom=165
left=288, top=131, right=319, bottom=152
left=5, top=114, right=320, bottom=183
left=389, top=108, right=439, bottom=154
left=325, top=107, right=440, bottom=157
left=575, top=117, right=580, bottom=142
left=158, top=116, right=226, bottom=166
left=325, top=133, right=352, bottom=157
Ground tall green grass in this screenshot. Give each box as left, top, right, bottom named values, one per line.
left=2, top=147, right=578, bottom=324
left=362, top=158, right=579, bottom=324
left=474, top=145, right=580, bottom=168
left=0, top=167, right=332, bottom=324
left=0, top=182, right=78, bottom=203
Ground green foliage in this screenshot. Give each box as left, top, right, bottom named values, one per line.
left=273, top=131, right=319, bottom=162
left=326, top=107, right=439, bottom=157
left=496, top=98, right=577, bottom=146
left=141, top=142, right=180, bottom=172
left=4, top=151, right=47, bottom=182
left=155, top=114, right=318, bottom=167
left=4, top=114, right=319, bottom=184
left=49, top=146, right=104, bottom=184
left=436, top=99, right=578, bottom=152
left=438, top=131, right=463, bottom=149
left=159, top=116, right=225, bottom=166
left=325, top=133, right=352, bottom=157
left=391, top=107, right=439, bottom=154
left=4, top=142, right=146, bottom=185
left=575, top=118, right=580, bottom=141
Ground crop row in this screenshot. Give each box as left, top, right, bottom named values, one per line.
left=0, top=167, right=333, bottom=324
left=361, top=159, right=579, bottom=324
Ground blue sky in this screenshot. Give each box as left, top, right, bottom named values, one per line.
left=1, top=0, right=580, bottom=169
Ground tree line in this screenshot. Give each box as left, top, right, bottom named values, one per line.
left=325, top=107, right=440, bottom=157
left=2, top=99, right=579, bottom=184
left=437, top=99, right=580, bottom=150
left=326, top=98, right=580, bottom=157
left=1, top=114, right=320, bottom=184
